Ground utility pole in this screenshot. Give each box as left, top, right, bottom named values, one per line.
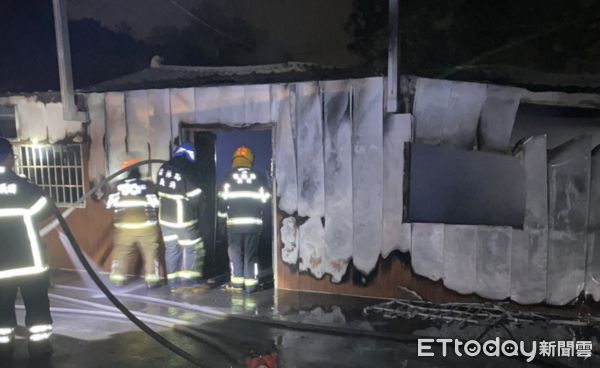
left=52, top=0, right=87, bottom=122
left=387, top=0, right=400, bottom=113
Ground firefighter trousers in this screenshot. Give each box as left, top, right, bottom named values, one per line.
left=161, top=224, right=205, bottom=283
left=0, top=272, right=52, bottom=345
left=227, top=232, right=260, bottom=292
left=110, top=226, right=161, bottom=285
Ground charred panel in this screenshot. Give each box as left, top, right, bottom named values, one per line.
left=407, top=143, right=525, bottom=227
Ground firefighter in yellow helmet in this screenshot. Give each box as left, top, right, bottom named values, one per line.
left=0, top=138, right=53, bottom=361
left=218, top=146, right=270, bottom=293
left=106, top=158, right=162, bottom=288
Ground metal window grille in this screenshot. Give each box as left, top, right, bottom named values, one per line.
left=15, top=144, right=85, bottom=208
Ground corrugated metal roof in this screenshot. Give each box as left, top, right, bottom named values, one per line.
left=83, top=61, right=377, bottom=92
left=445, top=65, right=600, bottom=94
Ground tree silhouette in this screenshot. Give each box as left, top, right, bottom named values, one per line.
left=345, top=0, right=600, bottom=78
left=344, top=0, right=388, bottom=73
left=0, top=0, right=150, bottom=92
left=148, top=1, right=261, bottom=66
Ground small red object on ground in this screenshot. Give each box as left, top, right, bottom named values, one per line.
left=246, top=353, right=278, bottom=368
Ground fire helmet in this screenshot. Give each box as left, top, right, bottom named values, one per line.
left=120, top=159, right=141, bottom=170
left=232, top=145, right=254, bottom=168
left=173, top=144, right=196, bottom=163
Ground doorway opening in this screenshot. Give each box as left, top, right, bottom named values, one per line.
left=180, top=125, right=274, bottom=287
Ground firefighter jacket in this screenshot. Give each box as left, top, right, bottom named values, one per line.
left=156, top=157, right=204, bottom=229
left=0, top=166, right=50, bottom=280
left=218, top=168, right=271, bottom=234
left=106, top=176, right=159, bottom=229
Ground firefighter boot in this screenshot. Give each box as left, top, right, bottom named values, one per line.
left=28, top=324, right=53, bottom=359
left=227, top=276, right=244, bottom=291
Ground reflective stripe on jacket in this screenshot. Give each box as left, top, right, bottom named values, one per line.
left=218, top=168, right=270, bottom=234
left=156, top=158, right=204, bottom=228
left=0, top=166, right=50, bottom=279
left=106, top=177, right=158, bottom=229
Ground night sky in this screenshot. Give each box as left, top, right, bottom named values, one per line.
left=67, top=0, right=358, bottom=66
left=2, top=0, right=599, bottom=94
left=0, top=0, right=360, bottom=93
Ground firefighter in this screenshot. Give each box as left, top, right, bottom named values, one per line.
left=106, top=159, right=162, bottom=288
left=218, top=146, right=271, bottom=293
left=157, top=144, right=205, bottom=286
left=0, top=138, right=53, bottom=360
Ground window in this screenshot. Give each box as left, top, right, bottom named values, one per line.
left=15, top=144, right=85, bottom=208
left=0, top=106, right=17, bottom=139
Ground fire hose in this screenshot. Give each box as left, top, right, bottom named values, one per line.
left=43, top=159, right=236, bottom=367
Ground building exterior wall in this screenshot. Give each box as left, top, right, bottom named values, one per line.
left=274, top=77, right=600, bottom=307
left=3, top=76, right=600, bottom=306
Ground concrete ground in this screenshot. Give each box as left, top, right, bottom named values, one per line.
left=4, top=270, right=598, bottom=367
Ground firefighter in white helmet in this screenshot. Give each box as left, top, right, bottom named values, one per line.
left=0, top=138, right=53, bottom=361
left=218, top=146, right=270, bottom=293
left=106, top=158, right=162, bottom=288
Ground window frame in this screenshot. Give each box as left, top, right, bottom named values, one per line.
left=14, top=143, right=86, bottom=208
left=0, top=106, right=17, bottom=139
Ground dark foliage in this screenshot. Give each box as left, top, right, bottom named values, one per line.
left=344, top=0, right=388, bottom=73
left=147, top=1, right=261, bottom=66
left=0, top=0, right=261, bottom=93
left=0, top=0, right=149, bottom=93
left=346, top=0, right=600, bottom=77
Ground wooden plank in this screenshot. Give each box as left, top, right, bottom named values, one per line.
left=148, top=89, right=173, bottom=178
left=125, top=90, right=151, bottom=169
left=587, top=146, right=600, bottom=302
left=104, top=92, right=128, bottom=174
left=244, top=84, right=271, bottom=124
left=323, top=80, right=353, bottom=281
left=195, top=87, right=221, bottom=124
left=295, top=81, right=325, bottom=218
left=479, top=85, right=522, bottom=152
left=86, top=93, right=107, bottom=185
left=218, top=85, right=245, bottom=124
left=475, top=227, right=511, bottom=300
left=46, top=102, right=83, bottom=142
left=169, top=88, right=195, bottom=142
left=15, top=97, right=47, bottom=142
left=511, top=136, right=548, bottom=304
left=281, top=216, right=299, bottom=265
left=382, top=113, right=412, bottom=256
left=387, top=0, right=399, bottom=113
left=413, top=78, right=486, bottom=149
left=443, top=225, right=477, bottom=294
left=411, top=223, right=444, bottom=282
left=272, top=84, right=298, bottom=214
left=298, top=217, right=328, bottom=279
left=352, top=77, right=384, bottom=274
left=547, top=136, right=591, bottom=305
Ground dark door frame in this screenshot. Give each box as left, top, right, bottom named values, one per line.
left=179, top=122, right=277, bottom=284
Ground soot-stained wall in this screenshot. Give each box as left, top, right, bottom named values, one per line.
left=5, top=75, right=600, bottom=306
